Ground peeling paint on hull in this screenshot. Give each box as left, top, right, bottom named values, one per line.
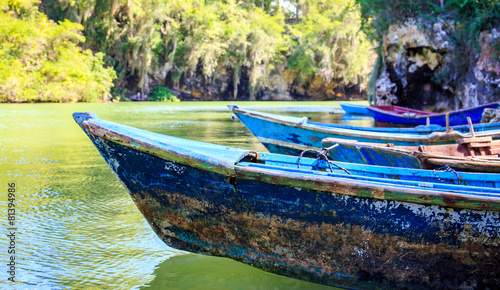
left=96, top=141, right=500, bottom=289
left=74, top=112, right=500, bottom=289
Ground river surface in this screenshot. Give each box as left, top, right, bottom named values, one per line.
left=0, top=101, right=371, bottom=289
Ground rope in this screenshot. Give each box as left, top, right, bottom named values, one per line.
left=432, top=164, right=461, bottom=185
left=298, top=144, right=350, bottom=175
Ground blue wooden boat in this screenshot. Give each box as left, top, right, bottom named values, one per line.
left=322, top=137, right=500, bottom=172
left=339, top=103, right=370, bottom=115
left=229, top=105, right=500, bottom=156
left=74, top=112, right=500, bottom=289
left=367, top=102, right=500, bottom=127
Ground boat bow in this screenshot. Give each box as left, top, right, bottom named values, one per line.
left=74, top=112, right=257, bottom=176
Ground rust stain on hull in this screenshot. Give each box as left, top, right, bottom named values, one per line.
left=131, top=189, right=500, bottom=289
left=73, top=112, right=500, bottom=289
left=114, top=145, right=500, bottom=288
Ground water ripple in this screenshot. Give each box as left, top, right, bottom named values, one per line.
left=0, top=103, right=358, bottom=289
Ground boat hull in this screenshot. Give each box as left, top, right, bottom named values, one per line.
left=95, top=139, right=500, bottom=289
left=322, top=138, right=500, bottom=172
left=367, top=103, right=500, bottom=127
left=75, top=113, right=500, bottom=289
left=340, top=103, right=370, bottom=115
left=231, top=107, right=500, bottom=155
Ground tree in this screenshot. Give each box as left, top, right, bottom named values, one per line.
left=0, top=0, right=116, bottom=102
left=40, top=0, right=374, bottom=100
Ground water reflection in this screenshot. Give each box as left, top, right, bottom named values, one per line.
left=143, top=254, right=331, bottom=290
left=339, top=114, right=375, bottom=127
left=0, top=101, right=363, bottom=289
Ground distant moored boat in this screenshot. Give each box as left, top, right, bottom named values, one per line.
left=366, top=102, right=500, bottom=127
left=339, top=103, right=370, bottom=115
left=229, top=105, right=500, bottom=155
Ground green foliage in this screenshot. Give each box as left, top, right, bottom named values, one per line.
left=356, top=0, right=500, bottom=93
left=355, top=0, right=441, bottom=42
left=0, top=0, right=116, bottom=102
left=41, top=0, right=374, bottom=99
left=287, top=0, right=373, bottom=87
left=149, top=85, right=180, bottom=102
left=356, top=0, right=500, bottom=43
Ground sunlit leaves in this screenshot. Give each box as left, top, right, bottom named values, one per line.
left=41, top=0, right=374, bottom=99
left=0, top=0, right=116, bottom=102
left=288, top=0, right=373, bottom=87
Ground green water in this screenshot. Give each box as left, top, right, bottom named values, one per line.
left=0, top=101, right=371, bottom=289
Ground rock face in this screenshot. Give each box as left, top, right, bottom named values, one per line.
left=137, top=68, right=364, bottom=101
left=481, top=108, right=500, bottom=123
left=375, top=20, right=500, bottom=111
left=471, top=29, right=500, bottom=106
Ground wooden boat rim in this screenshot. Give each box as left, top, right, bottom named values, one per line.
left=371, top=105, right=436, bottom=116
left=340, top=103, right=366, bottom=108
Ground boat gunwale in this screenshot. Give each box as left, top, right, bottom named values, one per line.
left=322, top=137, right=500, bottom=172
left=234, top=163, right=500, bottom=211
left=339, top=103, right=370, bottom=115
left=237, top=162, right=500, bottom=195
left=76, top=113, right=254, bottom=176
left=75, top=112, right=500, bottom=212
left=255, top=151, right=500, bottom=185
left=231, top=105, right=500, bottom=134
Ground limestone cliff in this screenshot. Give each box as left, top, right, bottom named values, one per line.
left=130, top=68, right=366, bottom=102
left=374, top=20, right=500, bottom=111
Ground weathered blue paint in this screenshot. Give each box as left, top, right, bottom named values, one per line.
left=249, top=153, right=500, bottom=190
left=74, top=112, right=500, bottom=289
left=321, top=138, right=500, bottom=173
left=367, top=102, right=500, bottom=127
left=326, top=142, right=423, bottom=169
left=230, top=105, right=500, bottom=135
left=229, top=106, right=500, bottom=155
left=340, top=103, right=370, bottom=115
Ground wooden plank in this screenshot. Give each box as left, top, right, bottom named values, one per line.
left=457, top=136, right=493, bottom=144
left=470, top=155, right=500, bottom=159
left=469, top=142, right=492, bottom=148
left=467, top=117, right=476, bottom=138
left=468, top=145, right=476, bottom=156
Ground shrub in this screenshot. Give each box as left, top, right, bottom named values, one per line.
left=149, top=86, right=180, bottom=102
left=0, top=0, right=116, bottom=102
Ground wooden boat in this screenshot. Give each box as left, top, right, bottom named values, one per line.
left=322, top=136, right=500, bottom=172
left=367, top=102, right=500, bottom=127
left=339, top=103, right=370, bottom=115
left=74, top=112, right=500, bottom=289
left=229, top=105, right=500, bottom=156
